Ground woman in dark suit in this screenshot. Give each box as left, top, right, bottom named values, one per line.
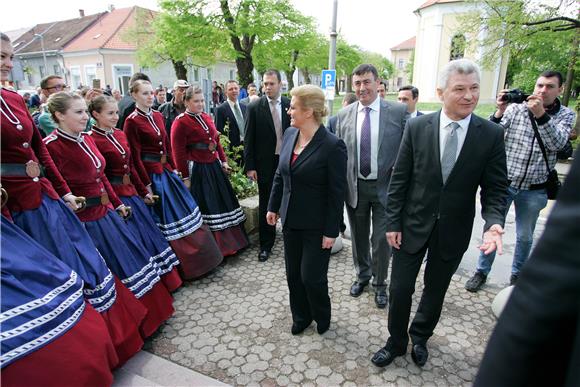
left=267, top=85, right=347, bottom=335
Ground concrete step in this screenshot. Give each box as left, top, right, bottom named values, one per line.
left=113, top=351, right=229, bottom=387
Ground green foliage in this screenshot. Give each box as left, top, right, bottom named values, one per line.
left=404, top=50, right=415, bottom=84
left=219, top=122, right=258, bottom=199
left=335, top=38, right=363, bottom=78
left=459, top=0, right=579, bottom=100
left=360, top=51, right=395, bottom=80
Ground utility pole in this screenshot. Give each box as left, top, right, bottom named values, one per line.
left=327, top=0, right=338, bottom=116
left=35, top=34, right=48, bottom=76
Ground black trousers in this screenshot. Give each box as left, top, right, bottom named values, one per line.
left=387, top=223, right=462, bottom=352
left=257, top=155, right=279, bottom=251
left=283, top=228, right=331, bottom=326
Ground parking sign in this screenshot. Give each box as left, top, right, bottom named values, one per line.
left=321, top=69, right=336, bottom=100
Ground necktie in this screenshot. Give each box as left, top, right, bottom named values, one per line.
left=359, top=107, right=371, bottom=177
left=270, top=99, right=283, bottom=155
left=441, top=122, right=459, bottom=183
left=232, top=102, right=245, bottom=138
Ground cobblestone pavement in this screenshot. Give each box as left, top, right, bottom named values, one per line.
left=145, top=237, right=500, bottom=386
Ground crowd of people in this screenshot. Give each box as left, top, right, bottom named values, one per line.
left=2, top=24, right=578, bottom=385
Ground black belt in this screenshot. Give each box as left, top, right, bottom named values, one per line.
left=186, top=142, right=217, bottom=151
left=108, top=174, right=131, bottom=185
left=141, top=153, right=167, bottom=163
left=0, top=162, right=46, bottom=178
left=85, top=194, right=110, bottom=208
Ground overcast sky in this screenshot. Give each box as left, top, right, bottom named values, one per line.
left=3, top=0, right=426, bottom=58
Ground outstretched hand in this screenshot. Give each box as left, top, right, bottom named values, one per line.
left=479, top=224, right=504, bottom=255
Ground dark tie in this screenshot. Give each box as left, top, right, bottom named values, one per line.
left=441, top=122, right=460, bottom=183
left=359, top=106, right=371, bottom=177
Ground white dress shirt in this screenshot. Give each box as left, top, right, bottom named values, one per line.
left=356, top=96, right=381, bottom=179
left=439, top=110, right=471, bottom=161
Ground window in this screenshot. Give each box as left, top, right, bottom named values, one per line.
left=229, top=69, right=235, bottom=80
left=70, top=66, right=81, bottom=89
left=207, top=68, right=213, bottom=81
left=398, top=59, right=405, bottom=69
left=450, top=34, right=467, bottom=60
left=193, top=67, right=199, bottom=82
left=397, top=77, right=403, bottom=87
left=84, top=65, right=97, bottom=85
left=39, top=65, right=45, bottom=78
left=53, top=64, right=61, bottom=75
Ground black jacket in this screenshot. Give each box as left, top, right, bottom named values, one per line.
left=268, top=126, right=347, bottom=237
left=215, top=100, right=247, bottom=147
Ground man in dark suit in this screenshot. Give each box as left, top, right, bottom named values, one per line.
left=117, top=72, right=150, bottom=130
left=371, top=59, right=508, bottom=368
left=474, top=155, right=580, bottom=387
left=398, top=85, right=423, bottom=118
left=335, top=64, right=407, bottom=309
left=215, top=80, right=247, bottom=163
left=244, top=69, right=290, bottom=262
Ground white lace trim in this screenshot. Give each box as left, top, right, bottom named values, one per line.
left=0, top=303, right=85, bottom=367
left=1, top=272, right=78, bottom=323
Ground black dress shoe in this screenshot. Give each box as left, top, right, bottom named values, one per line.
left=291, top=320, right=312, bottom=335
left=258, top=250, right=270, bottom=262
left=411, top=344, right=428, bottom=367
left=317, top=321, right=330, bottom=335
left=375, top=290, right=388, bottom=309
left=350, top=281, right=368, bottom=297
left=371, top=346, right=405, bottom=368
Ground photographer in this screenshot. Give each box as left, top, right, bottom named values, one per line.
left=465, top=70, right=575, bottom=292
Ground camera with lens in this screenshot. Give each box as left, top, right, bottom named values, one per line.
left=500, top=89, right=530, bottom=104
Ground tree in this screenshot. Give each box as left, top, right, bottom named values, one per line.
left=131, top=1, right=314, bottom=86
left=405, top=50, right=415, bottom=85
left=459, top=0, right=579, bottom=105
left=360, top=51, right=395, bottom=81
left=335, top=38, right=363, bottom=93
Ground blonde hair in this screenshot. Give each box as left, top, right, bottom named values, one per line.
left=290, top=85, right=328, bottom=125
left=47, top=92, right=83, bottom=123
left=130, top=79, right=151, bottom=95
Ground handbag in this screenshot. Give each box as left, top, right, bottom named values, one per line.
left=528, top=110, right=560, bottom=200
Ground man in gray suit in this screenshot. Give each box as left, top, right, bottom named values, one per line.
left=335, top=64, right=407, bottom=308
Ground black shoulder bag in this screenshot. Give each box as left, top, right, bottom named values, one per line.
left=528, top=110, right=561, bottom=200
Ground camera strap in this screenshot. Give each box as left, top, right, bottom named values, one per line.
left=527, top=109, right=551, bottom=174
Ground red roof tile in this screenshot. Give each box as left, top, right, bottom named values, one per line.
left=391, top=36, right=416, bottom=51
left=416, top=0, right=463, bottom=11
left=64, top=6, right=155, bottom=52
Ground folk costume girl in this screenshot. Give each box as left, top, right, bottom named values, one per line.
left=89, top=95, right=182, bottom=292
left=1, top=33, right=145, bottom=365
left=123, top=80, right=223, bottom=279
left=171, top=86, right=249, bottom=256
left=44, top=92, right=174, bottom=340
left=1, top=216, right=118, bottom=386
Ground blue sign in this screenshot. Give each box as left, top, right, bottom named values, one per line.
left=321, top=69, right=336, bottom=100
left=321, top=69, right=336, bottom=89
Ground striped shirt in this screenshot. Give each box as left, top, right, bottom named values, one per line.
left=492, top=99, right=574, bottom=189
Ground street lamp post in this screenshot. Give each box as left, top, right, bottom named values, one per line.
left=34, top=34, right=48, bottom=77
left=327, top=0, right=338, bottom=116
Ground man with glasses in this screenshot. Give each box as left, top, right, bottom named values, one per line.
left=158, top=79, right=189, bottom=136
left=37, top=75, right=67, bottom=137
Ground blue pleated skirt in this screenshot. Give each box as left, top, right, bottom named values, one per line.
left=83, top=210, right=161, bottom=299
left=12, top=195, right=117, bottom=313
left=148, top=169, right=203, bottom=241
left=121, top=195, right=180, bottom=277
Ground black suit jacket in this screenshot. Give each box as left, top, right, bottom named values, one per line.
left=243, top=95, right=290, bottom=173
left=215, top=100, right=247, bottom=147
left=386, top=111, right=508, bottom=258
left=117, top=94, right=135, bottom=131
left=268, top=126, right=347, bottom=237
left=326, top=115, right=337, bottom=134
left=475, top=154, right=580, bottom=387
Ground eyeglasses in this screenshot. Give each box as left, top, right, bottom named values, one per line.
left=46, top=84, right=67, bottom=91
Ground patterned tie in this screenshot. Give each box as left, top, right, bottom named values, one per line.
left=441, top=122, right=460, bottom=183
left=359, top=106, right=371, bottom=177
left=232, top=102, right=245, bottom=138
left=270, top=99, right=283, bottom=155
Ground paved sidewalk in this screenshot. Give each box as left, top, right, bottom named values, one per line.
left=144, top=237, right=500, bottom=386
